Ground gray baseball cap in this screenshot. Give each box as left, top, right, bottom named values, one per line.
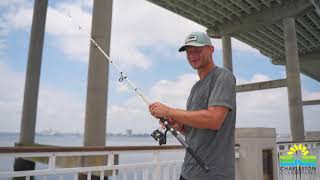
left=179, top=32, right=213, bottom=52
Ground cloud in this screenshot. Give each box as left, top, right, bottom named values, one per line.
left=36, top=87, right=85, bottom=133
left=0, top=17, right=8, bottom=36
left=2, top=1, right=90, bottom=62
left=108, top=73, right=320, bottom=134
left=5, top=7, right=32, bottom=29
left=107, top=73, right=199, bottom=133
left=236, top=74, right=271, bottom=85
left=0, top=61, right=24, bottom=132
left=0, top=40, right=5, bottom=56
left=236, top=75, right=320, bottom=134
left=2, top=0, right=259, bottom=71
left=107, top=98, right=156, bottom=134
left=0, top=1, right=31, bottom=56
left=1, top=54, right=319, bottom=135
left=0, top=60, right=85, bottom=133
left=149, top=73, right=198, bottom=108
left=231, top=37, right=260, bottom=53
left=45, top=4, right=92, bottom=61
left=113, top=80, right=130, bottom=93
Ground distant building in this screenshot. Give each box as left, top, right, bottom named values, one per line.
left=126, top=129, right=132, bottom=136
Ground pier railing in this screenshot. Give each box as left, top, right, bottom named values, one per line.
left=0, top=145, right=185, bottom=180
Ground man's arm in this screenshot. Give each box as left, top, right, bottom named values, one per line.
left=169, top=106, right=229, bottom=130
left=149, top=102, right=230, bottom=130
left=149, top=70, right=235, bottom=131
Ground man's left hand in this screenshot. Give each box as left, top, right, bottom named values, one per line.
left=149, top=102, right=172, bottom=119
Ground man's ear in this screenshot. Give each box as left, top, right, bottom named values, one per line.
left=207, top=46, right=214, bottom=53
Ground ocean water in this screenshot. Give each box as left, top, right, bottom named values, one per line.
left=0, top=133, right=184, bottom=180
left=0, top=133, right=181, bottom=147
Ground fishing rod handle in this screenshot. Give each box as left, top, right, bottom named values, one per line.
left=160, top=118, right=210, bottom=172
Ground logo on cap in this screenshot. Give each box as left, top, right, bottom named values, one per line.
left=185, top=35, right=197, bottom=43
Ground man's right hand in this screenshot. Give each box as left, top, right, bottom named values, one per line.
left=167, top=118, right=184, bottom=132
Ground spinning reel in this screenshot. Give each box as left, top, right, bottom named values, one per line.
left=151, top=127, right=168, bottom=145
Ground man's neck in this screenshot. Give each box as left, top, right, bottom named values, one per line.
left=198, top=63, right=215, bottom=80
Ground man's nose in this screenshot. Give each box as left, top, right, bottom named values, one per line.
left=189, top=54, right=199, bottom=59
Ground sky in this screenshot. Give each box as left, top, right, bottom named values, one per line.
left=0, top=0, right=319, bottom=135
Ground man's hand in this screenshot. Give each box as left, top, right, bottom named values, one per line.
left=149, top=102, right=172, bottom=119
left=167, top=118, right=184, bottom=131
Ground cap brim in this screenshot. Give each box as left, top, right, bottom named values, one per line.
left=178, top=42, right=205, bottom=52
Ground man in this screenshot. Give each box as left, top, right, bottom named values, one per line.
left=149, top=32, right=236, bottom=180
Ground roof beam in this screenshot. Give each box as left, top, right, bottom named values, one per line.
left=242, top=32, right=283, bottom=55
left=310, top=0, right=320, bottom=16
left=272, top=49, right=320, bottom=65
left=236, top=79, right=287, bottom=93
left=295, top=22, right=319, bottom=48
left=210, top=0, right=242, bottom=17
left=244, top=0, right=261, bottom=11
left=260, top=0, right=271, bottom=7
left=235, top=34, right=276, bottom=57
left=303, top=100, right=320, bottom=106
left=207, top=0, right=313, bottom=37
left=256, top=27, right=285, bottom=49
left=158, top=0, right=215, bottom=27
left=306, top=11, right=320, bottom=32
left=275, top=0, right=282, bottom=4
left=176, top=0, right=224, bottom=23
left=274, top=23, right=310, bottom=50
left=230, top=0, right=252, bottom=14
left=194, top=0, right=232, bottom=20
left=263, top=27, right=308, bottom=55
left=264, top=26, right=285, bottom=41
left=296, top=17, right=320, bottom=42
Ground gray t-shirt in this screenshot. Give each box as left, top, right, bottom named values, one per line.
left=181, top=66, right=236, bottom=180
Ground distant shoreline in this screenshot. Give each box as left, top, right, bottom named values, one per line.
left=0, top=132, right=175, bottom=138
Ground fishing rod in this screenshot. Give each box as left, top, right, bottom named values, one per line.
left=90, top=38, right=209, bottom=172
left=64, top=5, right=208, bottom=171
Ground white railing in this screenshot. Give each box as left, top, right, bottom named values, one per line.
left=276, top=141, right=320, bottom=180
left=0, top=146, right=185, bottom=180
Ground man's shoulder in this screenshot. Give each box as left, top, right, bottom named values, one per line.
left=215, top=67, right=235, bottom=81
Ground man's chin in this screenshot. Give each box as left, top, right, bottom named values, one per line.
left=191, top=65, right=201, bottom=70
left=189, top=63, right=201, bottom=69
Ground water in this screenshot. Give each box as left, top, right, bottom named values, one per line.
left=0, top=133, right=180, bottom=147
left=0, top=133, right=184, bottom=180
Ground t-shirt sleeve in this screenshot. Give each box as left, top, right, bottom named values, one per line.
left=208, top=70, right=236, bottom=111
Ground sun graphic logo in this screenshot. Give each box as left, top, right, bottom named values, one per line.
left=279, top=144, right=317, bottom=175
left=287, top=144, right=309, bottom=156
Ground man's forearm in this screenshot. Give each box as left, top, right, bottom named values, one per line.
left=168, top=108, right=221, bottom=130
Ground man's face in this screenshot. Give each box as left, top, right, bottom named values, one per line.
left=186, top=46, right=213, bottom=69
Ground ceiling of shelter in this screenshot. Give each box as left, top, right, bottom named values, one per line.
left=147, top=0, right=320, bottom=81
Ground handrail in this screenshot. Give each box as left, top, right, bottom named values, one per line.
left=0, top=145, right=184, bottom=153
left=0, top=144, right=241, bottom=153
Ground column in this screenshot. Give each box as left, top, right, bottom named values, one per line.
left=19, top=0, right=48, bottom=145
left=222, top=35, right=233, bottom=72
left=84, top=0, right=113, bottom=147
left=15, top=0, right=48, bottom=175
left=283, top=17, right=305, bottom=141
